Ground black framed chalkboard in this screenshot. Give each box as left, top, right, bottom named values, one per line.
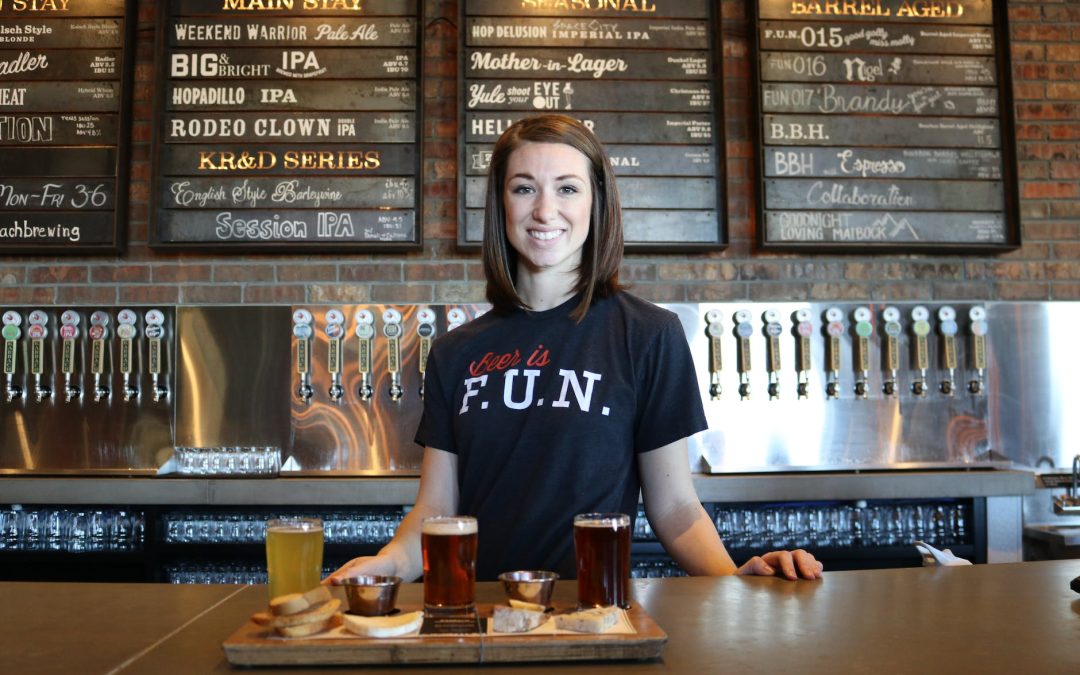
left=0, top=0, right=135, bottom=255
left=150, top=0, right=423, bottom=252
left=752, top=0, right=1020, bottom=252
left=459, top=0, right=727, bottom=252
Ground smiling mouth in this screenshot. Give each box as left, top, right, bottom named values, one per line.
left=529, top=229, right=564, bottom=241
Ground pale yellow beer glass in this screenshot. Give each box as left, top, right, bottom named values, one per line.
left=266, top=517, right=324, bottom=600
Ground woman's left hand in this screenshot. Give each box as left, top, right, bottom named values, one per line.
left=737, top=549, right=823, bottom=580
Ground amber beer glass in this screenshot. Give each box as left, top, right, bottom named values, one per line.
left=574, top=513, right=631, bottom=608
left=421, top=516, right=478, bottom=614
left=265, top=517, right=323, bottom=600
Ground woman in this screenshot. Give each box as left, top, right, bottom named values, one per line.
left=327, top=114, right=821, bottom=584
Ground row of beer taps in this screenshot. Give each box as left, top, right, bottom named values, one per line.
left=291, top=306, right=468, bottom=405
left=1, top=309, right=169, bottom=404
left=706, top=304, right=989, bottom=401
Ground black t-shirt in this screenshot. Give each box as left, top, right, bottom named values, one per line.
left=415, top=291, right=708, bottom=580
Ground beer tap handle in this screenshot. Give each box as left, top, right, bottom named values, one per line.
left=117, top=309, right=139, bottom=402
left=763, top=309, right=782, bottom=400
left=324, top=309, right=346, bottom=403
left=705, top=310, right=723, bottom=400
left=967, top=306, right=989, bottom=395
left=144, top=309, right=168, bottom=402
left=446, top=308, right=467, bottom=332
left=88, top=311, right=111, bottom=402
left=937, top=306, right=958, bottom=396
left=2, top=310, right=22, bottom=402
left=910, top=305, right=931, bottom=398
left=417, top=307, right=437, bottom=401
left=26, top=310, right=51, bottom=402
left=58, top=310, right=81, bottom=401
left=355, top=310, right=375, bottom=402
left=383, top=308, right=404, bottom=402
left=733, top=310, right=753, bottom=400
left=881, top=306, right=902, bottom=398
left=292, top=308, right=314, bottom=404
left=824, top=307, right=844, bottom=400
left=852, top=307, right=872, bottom=400
left=794, top=309, right=813, bottom=400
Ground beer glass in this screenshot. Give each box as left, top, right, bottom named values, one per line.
left=265, top=517, right=323, bottom=600
left=574, top=513, right=631, bottom=608
left=421, top=516, right=478, bottom=615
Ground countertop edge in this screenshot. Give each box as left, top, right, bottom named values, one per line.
left=0, top=470, right=1035, bottom=505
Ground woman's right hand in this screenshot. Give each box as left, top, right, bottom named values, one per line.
left=323, top=553, right=399, bottom=586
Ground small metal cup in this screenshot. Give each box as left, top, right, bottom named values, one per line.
left=498, top=570, right=559, bottom=608
left=340, top=575, right=402, bottom=616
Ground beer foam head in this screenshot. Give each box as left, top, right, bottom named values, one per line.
left=422, top=516, right=477, bottom=535
left=267, top=518, right=322, bottom=534
left=574, top=513, right=629, bottom=528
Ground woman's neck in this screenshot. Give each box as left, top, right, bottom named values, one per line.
left=516, top=267, right=576, bottom=312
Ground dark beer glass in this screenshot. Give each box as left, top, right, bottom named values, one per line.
left=421, top=516, right=478, bottom=614
left=573, top=513, right=631, bottom=608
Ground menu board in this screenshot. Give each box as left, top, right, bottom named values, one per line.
left=753, top=0, right=1019, bottom=252
left=0, top=0, right=134, bottom=254
left=151, top=0, right=422, bottom=251
left=460, top=0, right=726, bottom=251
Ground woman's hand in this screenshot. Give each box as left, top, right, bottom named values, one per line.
left=737, top=550, right=823, bottom=580
left=322, top=553, right=398, bottom=586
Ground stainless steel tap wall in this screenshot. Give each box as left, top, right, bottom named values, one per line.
left=0, top=306, right=175, bottom=474
left=1, top=302, right=1077, bottom=475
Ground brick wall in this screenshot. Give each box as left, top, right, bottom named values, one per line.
left=0, top=0, right=1077, bottom=306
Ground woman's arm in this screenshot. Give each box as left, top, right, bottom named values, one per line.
left=638, top=438, right=738, bottom=575
left=639, top=439, right=822, bottom=580
left=325, top=447, right=459, bottom=583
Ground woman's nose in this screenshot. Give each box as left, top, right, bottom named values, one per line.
left=532, top=193, right=556, bottom=221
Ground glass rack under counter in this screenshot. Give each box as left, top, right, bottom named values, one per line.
left=0, top=469, right=1031, bottom=583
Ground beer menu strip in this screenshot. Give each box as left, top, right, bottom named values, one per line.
left=176, top=0, right=414, bottom=15
left=0, top=1, right=127, bottom=19
left=0, top=114, right=117, bottom=146
left=465, top=144, right=715, bottom=177
left=159, top=143, right=416, bottom=176
left=0, top=19, right=123, bottom=48
left=466, top=18, right=710, bottom=49
left=152, top=1, right=423, bottom=250
left=465, top=112, right=715, bottom=143
left=467, top=0, right=710, bottom=19
left=753, top=0, right=1019, bottom=251
left=0, top=147, right=117, bottom=176
left=756, top=21, right=994, bottom=53
left=460, top=0, right=726, bottom=251
left=0, top=0, right=133, bottom=254
left=169, top=18, right=417, bottom=46
left=163, top=112, right=415, bottom=143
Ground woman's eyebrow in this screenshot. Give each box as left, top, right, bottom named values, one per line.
left=509, top=172, right=585, bottom=181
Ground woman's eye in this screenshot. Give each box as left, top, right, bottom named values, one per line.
left=511, top=184, right=534, bottom=194
left=558, top=185, right=579, bottom=194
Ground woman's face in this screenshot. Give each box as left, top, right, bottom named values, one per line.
left=503, top=141, right=593, bottom=276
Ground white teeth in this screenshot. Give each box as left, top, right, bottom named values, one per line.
left=530, top=230, right=562, bottom=241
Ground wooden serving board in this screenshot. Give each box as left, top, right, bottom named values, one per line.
left=222, top=603, right=667, bottom=666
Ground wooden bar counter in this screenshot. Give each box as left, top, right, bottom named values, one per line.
left=4, top=561, right=1078, bottom=674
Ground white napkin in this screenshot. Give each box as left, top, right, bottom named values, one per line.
left=913, top=540, right=972, bottom=566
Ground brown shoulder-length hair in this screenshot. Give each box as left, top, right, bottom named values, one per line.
left=481, top=114, right=625, bottom=322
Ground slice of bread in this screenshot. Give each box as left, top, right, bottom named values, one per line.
left=251, top=610, right=273, bottom=626
left=275, top=616, right=332, bottom=638
left=270, top=585, right=332, bottom=616
left=508, top=598, right=547, bottom=612
left=342, top=610, right=424, bottom=638
left=270, top=598, right=341, bottom=628
left=492, top=605, right=548, bottom=633
left=554, top=606, right=620, bottom=633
